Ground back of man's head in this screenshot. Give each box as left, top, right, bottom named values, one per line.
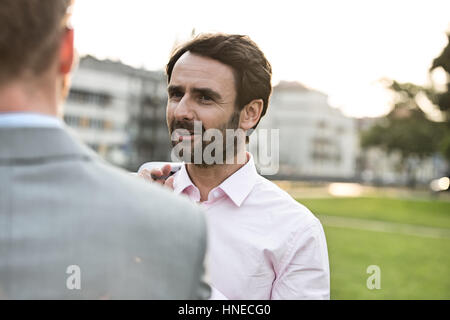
left=0, top=0, right=73, bottom=86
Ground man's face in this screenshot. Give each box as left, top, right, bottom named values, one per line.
left=166, top=52, right=242, bottom=164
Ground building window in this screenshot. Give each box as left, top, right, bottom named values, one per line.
left=317, top=120, right=327, bottom=129
left=80, top=117, right=90, bottom=128
left=63, top=115, right=80, bottom=127
left=310, top=136, right=341, bottom=163
left=336, top=126, right=346, bottom=134
left=68, top=89, right=112, bottom=107
left=64, top=115, right=117, bottom=131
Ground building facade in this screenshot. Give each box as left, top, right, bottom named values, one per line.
left=251, top=81, right=358, bottom=180
left=64, top=55, right=170, bottom=171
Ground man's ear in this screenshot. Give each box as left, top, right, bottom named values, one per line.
left=59, top=28, right=74, bottom=75
left=239, top=99, right=264, bottom=130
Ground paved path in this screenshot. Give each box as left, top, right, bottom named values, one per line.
left=317, top=215, right=450, bottom=240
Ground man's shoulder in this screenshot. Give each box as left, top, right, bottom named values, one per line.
left=66, top=158, right=205, bottom=234
left=249, top=175, right=320, bottom=228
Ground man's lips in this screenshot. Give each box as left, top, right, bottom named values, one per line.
left=173, top=130, right=201, bottom=141
left=179, top=134, right=201, bottom=141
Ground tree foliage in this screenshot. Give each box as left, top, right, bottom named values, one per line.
left=361, top=81, right=444, bottom=162
left=430, top=33, right=450, bottom=161
left=362, top=33, right=450, bottom=169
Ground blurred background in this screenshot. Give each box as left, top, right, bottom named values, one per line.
left=67, top=0, right=449, bottom=299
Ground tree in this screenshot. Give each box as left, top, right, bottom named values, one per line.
left=430, top=33, right=450, bottom=162
left=361, top=34, right=450, bottom=187
left=361, top=81, right=445, bottom=187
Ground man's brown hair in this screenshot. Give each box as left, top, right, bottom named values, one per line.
left=166, top=33, right=273, bottom=130
left=0, top=0, right=73, bottom=85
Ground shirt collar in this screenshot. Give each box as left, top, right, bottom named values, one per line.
left=0, top=112, right=63, bottom=128
left=173, top=163, right=198, bottom=198
left=173, top=152, right=259, bottom=207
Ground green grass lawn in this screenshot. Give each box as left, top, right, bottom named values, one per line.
left=297, top=197, right=450, bottom=229
left=324, top=226, right=450, bottom=299
left=295, top=197, right=450, bottom=299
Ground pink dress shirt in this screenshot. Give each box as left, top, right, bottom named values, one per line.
left=172, top=153, right=330, bottom=300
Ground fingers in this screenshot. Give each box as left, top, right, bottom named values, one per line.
left=139, top=169, right=165, bottom=185
left=161, top=164, right=172, bottom=177
left=150, top=168, right=163, bottom=180
left=164, top=175, right=175, bottom=190
left=138, top=166, right=174, bottom=189
left=138, top=169, right=152, bottom=180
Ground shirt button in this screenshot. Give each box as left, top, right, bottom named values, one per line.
left=213, top=190, right=220, bottom=198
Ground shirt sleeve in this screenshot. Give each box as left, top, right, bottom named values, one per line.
left=270, top=218, right=330, bottom=300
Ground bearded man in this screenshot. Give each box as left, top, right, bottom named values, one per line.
left=140, top=33, right=330, bottom=300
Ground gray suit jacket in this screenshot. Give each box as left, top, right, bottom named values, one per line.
left=0, top=126, right=210, bottom=299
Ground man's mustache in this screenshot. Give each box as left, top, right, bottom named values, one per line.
left=170, top=120, right=206, bottom=134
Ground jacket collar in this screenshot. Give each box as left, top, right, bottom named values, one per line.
left=0, top=126, right=98, bottom=163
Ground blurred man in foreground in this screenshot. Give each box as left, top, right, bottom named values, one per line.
left=0, top=0, right=209, bottom=299
left=140, top=34, right=330, bottom=299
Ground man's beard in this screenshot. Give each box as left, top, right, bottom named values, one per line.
left=168, top=111, right=243, bottom=167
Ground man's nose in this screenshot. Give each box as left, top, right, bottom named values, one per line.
left=173, top=95, right=194, bottom=121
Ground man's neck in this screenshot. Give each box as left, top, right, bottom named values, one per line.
left=0, top=78, right=59, bottom=117
left=186, top=151, right=249, bottom=202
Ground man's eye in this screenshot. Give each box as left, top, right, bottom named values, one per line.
left=169, top=92, right=183, bottom=99
left=199, top=95, right=213, bottom=103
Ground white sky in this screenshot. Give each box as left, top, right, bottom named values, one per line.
left=71, top=0, right=450, bottom=118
